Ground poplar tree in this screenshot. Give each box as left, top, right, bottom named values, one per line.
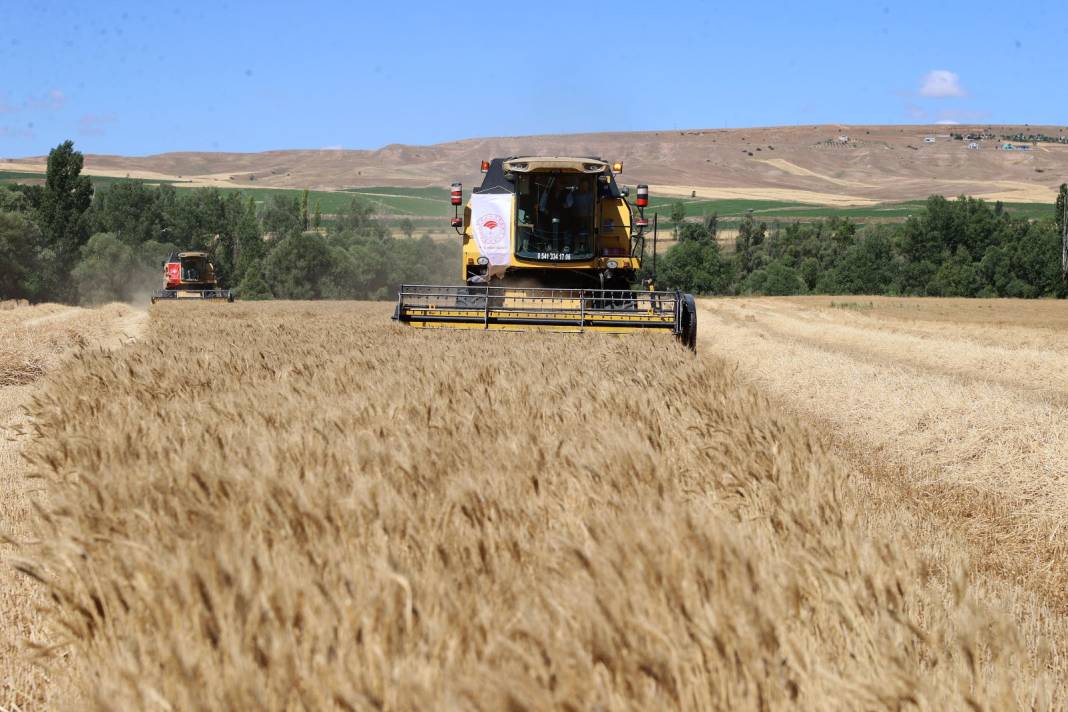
left=38, top=140, right=92, bottom=297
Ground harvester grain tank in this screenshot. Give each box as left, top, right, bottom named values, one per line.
left=151, top=251, right=234, bottom=303
left=394, top=156, right=697, bottom=349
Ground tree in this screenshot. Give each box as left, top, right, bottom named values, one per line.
left=670, top=201, right=686, bottom=240
left=1057, top=183, right=1067, bottom=236
left=929, top=246, right=979, bottom=297
left=734, top=212, right=766, bottom=277
left=399, top=218, right=415, bottom=239
left=0, top=212, right=41, bottom=299
left=1057, top=184, right=1067, bottom=283
left=264, top=231, right=335, bottom=299
left=70, top=233, right=178, bottom=305
left=313, top=200, right=322, bottom=230
left=659, top=239, right=733, bottom=294
left=37, top=140, right=93, bottom=298
left=71, top=233, right=138, bottom=303
left=234, top=196, right=265, bottom=280
left=260, top=193, right=303, bottom=239
left=678, top=222, right=711, bottom=242
left=832, top=228, right=897, bottom=294
left=90, top=179, right=164, bottom=245
left=237, top=261, right=272, bottom=300
left=0, top=185, right=30, bottom=213
left=300, top=189, right=310, bottom=231
left=799, top=257, right=820, bottom=291
left=704, top=211, right=719, bottom=240
left=752, top=261, right=806, bottom=296
left=336, top=197, right=375, bottom=235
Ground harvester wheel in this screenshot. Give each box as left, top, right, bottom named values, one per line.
left=679, top=294, right=697, bottom=352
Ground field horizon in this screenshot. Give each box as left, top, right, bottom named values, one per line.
left=4, top=123, right=1066, bottom=209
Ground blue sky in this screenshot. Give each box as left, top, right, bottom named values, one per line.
left=0, top=0, right=1063, bottom=156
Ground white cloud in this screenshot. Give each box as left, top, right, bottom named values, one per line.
left=935, top=119, right=960, bottom=125
left=78, top=113, right=118, bottom=136
left=919, top=70, right=966, bottom=98
left=2, top=89, right=66, bottom=113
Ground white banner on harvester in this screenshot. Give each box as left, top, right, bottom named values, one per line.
left=470, top=193, right=513, bottom=277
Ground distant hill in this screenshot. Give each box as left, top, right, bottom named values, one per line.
left=4, top=124, right=1066, bottom=205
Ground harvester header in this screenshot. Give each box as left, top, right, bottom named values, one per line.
left=394, top=155, right=696, bottom=349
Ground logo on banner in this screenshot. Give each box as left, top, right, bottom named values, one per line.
left=476, top=213, right=507, bottom=247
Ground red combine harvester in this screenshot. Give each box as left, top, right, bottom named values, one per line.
left=151, top=251, right=234, bottom=303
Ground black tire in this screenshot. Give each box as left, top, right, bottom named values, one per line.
left=679, top=293, right=697, bottom=352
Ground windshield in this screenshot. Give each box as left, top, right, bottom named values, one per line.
left=180, top=256, right=210, bottom=282
left=514, top=172, right=596, bottom=262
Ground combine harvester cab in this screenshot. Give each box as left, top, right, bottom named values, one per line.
left=394, top=156, right=697, bottom=350
left=151, top=251, right=234, bottom=304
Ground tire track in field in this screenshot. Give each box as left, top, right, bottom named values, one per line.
left=697, top=298, right=1068, bottom=611
left=708, top=299, right=1068, bottom=408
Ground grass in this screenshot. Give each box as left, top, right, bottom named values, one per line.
left=3, top=300, right=1064, bottom=709
left=645, top=196, right=806, bottom=216
left=829, top=300, right=875, bottom=310
left=651, top=197, right=1054, bottom=223
left=342, top=186, right=450, bottom=199
left=2, top=166, right=1056, bottom=223
left=0, top=168, right=453, bottom=219
left=0, top=170, right=50, bottom=182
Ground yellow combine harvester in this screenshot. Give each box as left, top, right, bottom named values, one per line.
left=394, top=156, right=697, bottom=349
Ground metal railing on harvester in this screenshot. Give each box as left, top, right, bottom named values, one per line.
left=393, top=284, right=684, bottom=335
left=152, top=289, right=234, bottom=303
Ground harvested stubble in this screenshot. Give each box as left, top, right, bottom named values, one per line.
left=14, top=301, right=1063, bottom=709
left=0, top=303, right=142, bottom=386
left=1, top=302, right=146, bottom=710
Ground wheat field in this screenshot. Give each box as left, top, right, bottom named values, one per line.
left=3, top=299, right=1066, bottom=710
left=0, top=302, right=146, bottom=710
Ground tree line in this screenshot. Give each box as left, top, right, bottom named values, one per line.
left=656, top=188, right=1068, bottom=298
left=0, top=141, right=456, bottom=303
left=3, top=141, right=1065, bottom=303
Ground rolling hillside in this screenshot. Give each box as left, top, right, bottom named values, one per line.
left=3, top=124, right=1066, bottom=206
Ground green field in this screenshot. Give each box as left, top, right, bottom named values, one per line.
left=647, top=196, right=1055, bottom=223
left=340, top=186, right=450, bottom=217
left=0, top=170, right=49, bottom=182
left=0, top=168, right=1056, bottom=225
left=645, top=196, right=805, bottom=215
left=0, top=169, right=189, bottom=190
